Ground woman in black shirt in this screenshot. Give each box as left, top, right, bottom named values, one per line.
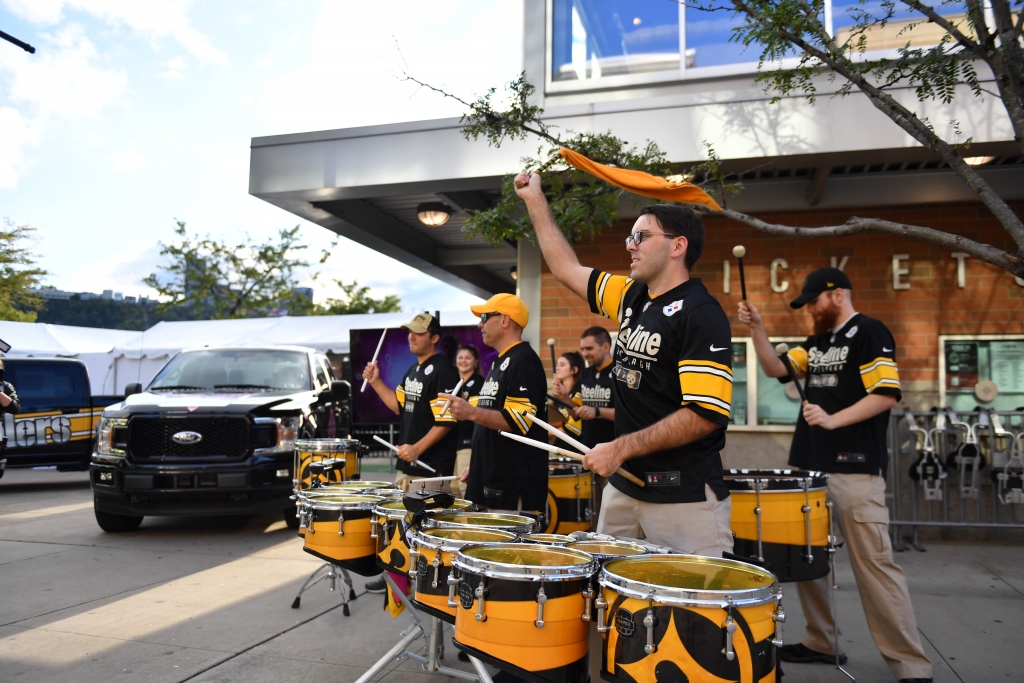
left=453, top=345, right=483, bottom=496
left=550, top=351, right=584, bottom=441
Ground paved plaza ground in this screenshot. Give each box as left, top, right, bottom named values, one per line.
left=1, top=466, right=1020, bottom=683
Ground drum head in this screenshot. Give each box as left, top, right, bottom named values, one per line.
left=724, top=468, right=828, bottom=491
left=522, top=533, right=574, bottom=544
left=422, top=512, right=537, bottom=534
left=457, top=543, right=596, bottom=578
left=420, top=527, right=517, bottom=544
left=566, top=540, right=647, bottom=558
left=601, top=555, right=778, bottom=606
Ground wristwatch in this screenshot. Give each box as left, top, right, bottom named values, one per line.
left=595, top=406, right=601, bottom=419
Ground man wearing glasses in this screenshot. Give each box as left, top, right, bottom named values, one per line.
left=512, top=172, right=734, bottom=558
left=439, top=294, right=549, bottom=517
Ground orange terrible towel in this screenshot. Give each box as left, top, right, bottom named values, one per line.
left=555, top=148, right=722, bottom=211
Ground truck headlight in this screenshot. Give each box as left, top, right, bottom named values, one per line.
left=254, top=416, right=301, bottom=454
left=277, top=416, right=300, bottom=452
left=96, top=417, right=128, bottom=456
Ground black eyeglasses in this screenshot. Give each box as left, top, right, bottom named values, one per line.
left=625, top=230, right=679, bottom=248
left=479, top=311, right=504, bottom=324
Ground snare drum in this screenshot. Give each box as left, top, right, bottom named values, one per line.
left=545, top=463, right=594, bottom=534
left=453, top=544, right=599, bottom=682
left=373, top=499, right=474, bottom=573
left=410, top=527, right=518, bottom=622
left=599, top=554, right=783, bottom=683
left=301, top=494, right=383, bottom=576
left=295, top=438, right=362, bottom=490
left=725, top=469, right=830, bottom=582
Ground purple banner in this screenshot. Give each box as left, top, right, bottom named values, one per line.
left=351, top=326, right=497, bottom=424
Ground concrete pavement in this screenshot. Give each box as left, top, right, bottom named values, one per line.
left=1, top=467, right=1020, bottom=682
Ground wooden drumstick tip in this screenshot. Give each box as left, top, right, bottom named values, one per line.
left=733, top=245, right=746, bottom=259
left=775, top=343, right=790, bottom=355
left=547, top=338, right=556, bottom=347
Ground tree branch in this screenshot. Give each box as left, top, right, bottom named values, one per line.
left=898, top=0, right=984, bottom=56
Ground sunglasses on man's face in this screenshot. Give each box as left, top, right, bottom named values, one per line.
left=479, top=312, right=504, bottom=324
left=625, top=230, right=679, bottom=248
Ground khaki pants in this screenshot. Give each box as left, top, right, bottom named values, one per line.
left=596, top=483, right=734, bottom=557
left=451, top=448, right=472, bottom=498
left=796, top=473, right=931, bottom=681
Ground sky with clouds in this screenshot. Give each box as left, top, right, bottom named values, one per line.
left=0, top=0, right=524, bottom=313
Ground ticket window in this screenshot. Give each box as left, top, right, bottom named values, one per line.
left=942, top=337, right=1024, bottom=412
left=756, top=338, right=805, bottom=426
left=729, top=341, right=749, bottom=426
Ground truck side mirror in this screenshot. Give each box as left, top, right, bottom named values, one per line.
left=330, top=380, right=351, bottom=403
left=124, top=382, right=142, bottom=397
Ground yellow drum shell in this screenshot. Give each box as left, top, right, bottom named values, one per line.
left=730, top=488, right=829, bottom=546
left=545, top=465, right=594, bottom=534
left=295, top=438, right=362, bottom=489
left=374, top=499, right=474, bottom=573
left=301, top=495, right=382, bottom=565
left=412, top=527, right=517, bottom=619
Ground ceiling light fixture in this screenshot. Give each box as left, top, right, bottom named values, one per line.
left=963, top=156, right=996, bottom=167
left=416, top=202, right=453, bottom=226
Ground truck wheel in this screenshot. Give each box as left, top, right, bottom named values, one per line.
left=284, top=502, right=301, bottom=530
left=95, top=508, right=144, bottom=532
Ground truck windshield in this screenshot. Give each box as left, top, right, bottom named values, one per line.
left=149, top=350, right=312, bottom=391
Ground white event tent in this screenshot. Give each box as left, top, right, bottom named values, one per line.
left=0, top=321, right=141, bottom=395
left=109, top=309, right=480, bottom=394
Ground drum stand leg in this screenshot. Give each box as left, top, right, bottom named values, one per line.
left=826, top=488, right=855, bottom=682
left=290, top=562, right=357, bottom=615
left=353, top=573, right=491, bottom=683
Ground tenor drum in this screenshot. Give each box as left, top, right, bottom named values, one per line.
left=301, top=494, right=383, bottom=576
left=599, top=555, right=783, bottom=683
left=545, top=463, right=594, bottom=534
left=373, top=498, right=474, bottom=573
left=420, top=511, right=538, bottom=536
left=522, top=533, right=575, bottom=545
left=453, top=544, right=599, bottom=683
left=410, top=527, right=518, bottom=622
left=294, top=438, right=362, bottom=490
left=725, top=469, right=830, bottom=582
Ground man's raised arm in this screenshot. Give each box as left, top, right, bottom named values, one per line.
left=514, top=172, right=591, bottom=299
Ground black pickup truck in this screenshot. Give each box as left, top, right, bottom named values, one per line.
left=90, top=345, right=352, bottom=532
left=0, top=358, right=121, bottom=476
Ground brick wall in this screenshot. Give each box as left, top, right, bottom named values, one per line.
left=540, top=201, right=1023, bottom=462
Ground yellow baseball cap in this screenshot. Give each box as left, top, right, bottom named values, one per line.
left=470, top=293, right=530, bottom=329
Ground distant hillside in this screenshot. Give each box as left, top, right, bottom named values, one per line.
left=34, top=298, right=198, bottom=330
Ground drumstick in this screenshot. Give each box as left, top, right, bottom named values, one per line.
left=438, top=378, right=464, bottom=418
left=500, top=431, right=645, bottom=488
left=776, top=343, right=808, bottom=405
left=547, top=338, right=557, bottom=374
left=361, top=328, right=388, bottom=393
left=547, top=393, right=577, bottom=410
left=371, top=434, right=437, bottom=473
left=732, top=245, right=747, bottom=301
left=525, top=413, right=591, bottom=455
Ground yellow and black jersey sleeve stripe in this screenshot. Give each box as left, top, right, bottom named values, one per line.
left=588, top=271, right=634, bottom=324
left=504, top=396, right=538, bottom=435
left=467, top=394, right=481, bottom=407
left=429, top=395, right=458, bottom=423
left=678, top=360, right=733, bottom=418
left=563, top=417, right=582, bottom=438
left=569, top=392, right=584, bottom=407
left=786, top=347, right=809, bottom=380
left=860, top=356, right=900, bottom=393
left=395, top=385, right=406, bottom=408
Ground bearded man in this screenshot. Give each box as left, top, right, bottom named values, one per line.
left=739, top=267, right=932, bottom=683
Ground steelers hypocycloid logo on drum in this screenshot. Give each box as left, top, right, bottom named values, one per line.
left=458, top=581, right=475, bottom=609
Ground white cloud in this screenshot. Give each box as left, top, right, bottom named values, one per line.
left=2, top=0, right=229, bottom=65
left=0, top=107, right=38, bottom=188
left=160, top=55, right=187, bottom=79
left=112, top=150, right=150, bottom=172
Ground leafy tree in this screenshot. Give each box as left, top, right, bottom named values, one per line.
left=144, top=221, right=319, bottom=319
left=317, top=280, right=402, bottom=315
left=402, top=0, right=1024, bottom=278
left=0, top=219, right=46, bottom=322
left=34, top=298, right=196, bottom=330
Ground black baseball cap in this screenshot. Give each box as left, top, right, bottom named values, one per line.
left=790, top=267, right=852, bottom=309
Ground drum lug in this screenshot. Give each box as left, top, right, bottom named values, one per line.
left=802, top=481, right=813, bottom=562
left=643, top=608, right=658, bottom=655
left=336, top=509, right=344, bottom=536
left=431, top=553, right=441, bottom=588
left=447, top=569, right=459, bottom=608
left=595, top=594, right=611, bottom=633
left=771, top=603, right=786, bottom=647
left=535, top=585, right=547, bottom=628
left=474, top=580, right=488, bottom=622
left=581, top=584, right=594, bottom=622
left=721, top=611, right=736, bottom=661
left=369, top=517, right=377, bottom=539
left=408, top=547, right=420, bottom=579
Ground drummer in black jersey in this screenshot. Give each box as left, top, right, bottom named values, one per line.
left=362, top=312, right=460, bottom=489
left=451, top=344, right=484, bottom=498
left=514, top=172, right=734, bottom=557
left=439, top=294, right=549, bottom=516
left=572, top=326, right=617, bottom=515
left=740, top=268, right=932, bottom=682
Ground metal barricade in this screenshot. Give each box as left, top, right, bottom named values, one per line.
left=352, top=423, right=399, bottom=472
left=887, top=408, right=1024, bottom=550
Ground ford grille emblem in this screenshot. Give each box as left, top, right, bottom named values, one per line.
left=172, top=431, right=203, bottom=445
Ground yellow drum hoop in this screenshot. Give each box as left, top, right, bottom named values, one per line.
left=453, top=543, right=598, bottom=581
left=599, top=555, right=779, bottom=608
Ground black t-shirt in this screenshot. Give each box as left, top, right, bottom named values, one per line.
left=573, top=360, right=616, bottom=448
left=784, top=313, right=901, bottom=475
left=589, top=270, right=733, bottom=504
left=395, top=353, right=459, bottom=476
left=455, top=372, right=484, bottom=450
left=465, top=342, right=549, bottom=511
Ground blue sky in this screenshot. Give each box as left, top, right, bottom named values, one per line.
left=0, top=0, right=523, bottom=313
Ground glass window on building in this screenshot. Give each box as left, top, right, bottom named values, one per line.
left=831, top=0, right=960, bottom=52
left=944, top=339, right=1024, bottom=412
left=756, top=339, right=805, bottom=425
left=730, top=340, right=748, bottom=425
left=683, top=4, right=760, bottom=69
left=551, top=0, right=681, bottom=82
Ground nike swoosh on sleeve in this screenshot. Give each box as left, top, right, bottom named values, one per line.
left=883, top=347, right=892, bottom=352
left=710, top=345, right=727, bottom=352
left=519, top=386, right=527, bottom=391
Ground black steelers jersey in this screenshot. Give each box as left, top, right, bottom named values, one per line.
left=589, top=270, right=732, bottom=504
left=395, top=353, right=459, bottom=476
left=465, top=342, right=549, bottom=511
left=573, top=360, right=616, bottom=449
left=455, top=372, right=484, bottom=450
left=783, top=313, right=901, bottom=475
